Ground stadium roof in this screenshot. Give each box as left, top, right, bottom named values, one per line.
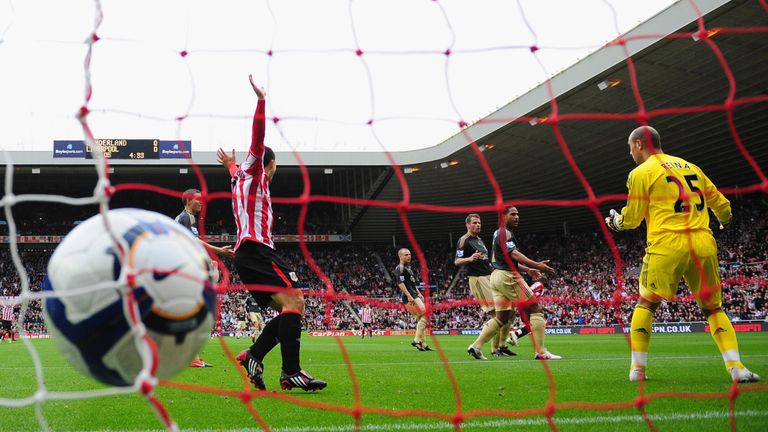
left=3, top=0, right=766, bottom=244
left=352, top=0, right=768, bottom=242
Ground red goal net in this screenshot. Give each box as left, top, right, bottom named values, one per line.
left=1, top=1, right=766, bottom=431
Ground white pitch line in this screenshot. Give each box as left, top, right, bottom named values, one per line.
left=77, top=410, right=768, bottom=432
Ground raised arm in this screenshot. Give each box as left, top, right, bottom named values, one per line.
left=248, top=75, right=266, bottom=165
left=217, top=148, right=238, bottom=177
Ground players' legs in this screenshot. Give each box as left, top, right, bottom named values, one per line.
left=471, top=270, right=517, bottom=354
left=470, top=276, right=502, bottom=350
left=631, top=249, right=680, bottom=379
left=525, top=303, right=547, bottom=356
left=491, top=311, right=505, bottom=351
left=517, top=279, right=558, bottom=359
left=685, top=248, right=757, bottom=381
left=271, top=290, right=305, bottom=375
left=473, top=310, right=512, bottom=353
left=408, top=298, right=428, bottom=345
left=249, top=308, right=281, bottom=362
left=629, top=297, right=659, bottom=378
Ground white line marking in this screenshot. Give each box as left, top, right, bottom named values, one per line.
left=78, top=410, right=768, bottom=432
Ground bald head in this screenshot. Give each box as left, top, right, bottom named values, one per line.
left=398, top=248, right=412, bottom=264
left=627, top=125, right=662, bottom=165
left=629, top=126, right=661, bottom=150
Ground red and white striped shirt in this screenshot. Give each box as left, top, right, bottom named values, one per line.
left=1, top=300, right=15, bottom=321
left=360, top=306, right=373, bottom=324
left=229, top=99, right=274, bottom=250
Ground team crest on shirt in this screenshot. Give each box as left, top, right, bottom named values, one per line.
left=289, top=272, right=299, bottom=282
left=456, top=250, right=464, bottom=258
left=506, top=240, right=516, bottom=249
left=399, top=275, right=405, bottom=282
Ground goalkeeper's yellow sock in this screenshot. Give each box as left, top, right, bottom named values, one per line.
left=630, top=305, right=653, bottom=371
left=707, top=310, right=745, bottom=370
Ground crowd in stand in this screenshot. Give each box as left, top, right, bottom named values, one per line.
left=1, top=196, right=765, bottom=335
left=0, top=202, right=349, bottom=237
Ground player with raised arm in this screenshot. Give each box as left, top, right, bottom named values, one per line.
left=467, top=206, right=559, bottom=361
left=455, top=213, right=522, bottom=357
left=175, top=188, right=234, bottom=367
left=394, top=248, right=432, bottom=351
left=217, top=75, right=326, bottom=392
left=605, top=126, right=760, bottom=383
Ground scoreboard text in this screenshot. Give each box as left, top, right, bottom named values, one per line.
left=53, top=140, right=192, bottom=160
left=85, top=139, right=160, bottom=160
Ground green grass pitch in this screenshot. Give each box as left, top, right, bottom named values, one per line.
left=1, top=333, right=767, bottom=431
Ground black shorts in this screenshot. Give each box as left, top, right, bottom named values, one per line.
left=362, top=322, right=372, bottom=328
left=1, top=320, right=12, bottom=331
left=234, top=241, right=299, bottom=309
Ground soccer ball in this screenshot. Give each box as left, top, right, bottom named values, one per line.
left=43, top=208, right=216, bottom=386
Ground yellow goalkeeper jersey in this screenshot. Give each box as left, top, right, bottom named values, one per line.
left=617, top=153, right=731, bottom=243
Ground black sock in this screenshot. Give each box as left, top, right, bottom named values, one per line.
left=250, top=314, right=281, bottom=361
left=517, top=325, right=530, bottom=338
left=278, top=312, right=303, bottom=374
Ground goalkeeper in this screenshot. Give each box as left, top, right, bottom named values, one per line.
left=605, top=125, right=759, bottom=383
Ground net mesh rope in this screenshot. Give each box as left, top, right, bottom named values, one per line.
left=1, top=0, right=767, bottom=431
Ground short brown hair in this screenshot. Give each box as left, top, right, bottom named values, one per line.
left=181, top=188, right=200, bottom=206
left=465, top=213, right=481, bottom=224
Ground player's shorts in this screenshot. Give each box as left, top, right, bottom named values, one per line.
left=248, top=312, right=264, bottom=328
left=236, top=320, right=247, bottom=331
left=489, top=269, right=533, bottom=312
left=406, top=297, right=426, bottom=318
left=362, top=322, right=373, bottom=328
left=235, top=241, right=300, bottom=308
left=639, top=232, right=722, bottom=308
left=0, top=320, right=12, bottom=331
left=469, top=275, right=495, bottom=312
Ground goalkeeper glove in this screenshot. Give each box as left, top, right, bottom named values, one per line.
left=605, top=209, right=623, bottom=232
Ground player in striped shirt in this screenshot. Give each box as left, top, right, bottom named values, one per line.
left=1, top=297, right=16, bottom=343
left=360, top=304, right=374, bottom=339
left=217, top=75, right=326, bottom=392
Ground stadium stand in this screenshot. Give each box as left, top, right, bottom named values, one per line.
left=3, top=195, right=764, bottom=333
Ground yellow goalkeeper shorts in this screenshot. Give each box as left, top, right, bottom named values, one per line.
left=639, top=232, right=722, bottom=308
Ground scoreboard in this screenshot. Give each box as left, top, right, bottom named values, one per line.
left=85, top=139, right=160, bottom=160
left=53, top=140, right=192, bottom=160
